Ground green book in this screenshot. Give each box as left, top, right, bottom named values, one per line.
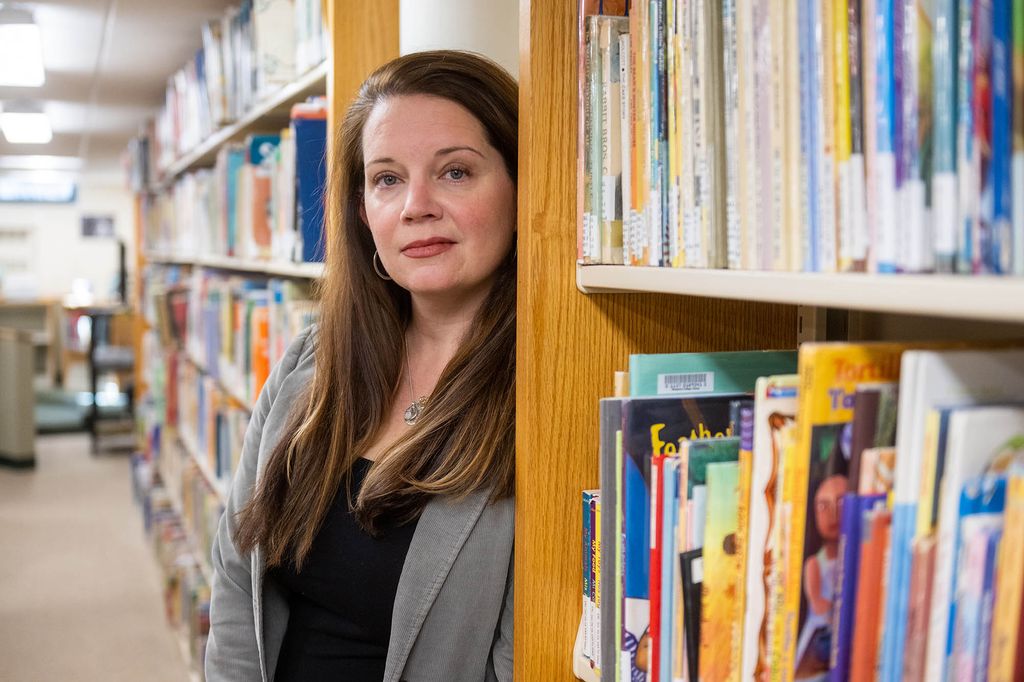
left=629, top=350, right=798, bottom=397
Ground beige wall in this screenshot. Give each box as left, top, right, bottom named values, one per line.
left=399, top=0, right=519, bottom=78
left=0, top=172, right=135, bottom=302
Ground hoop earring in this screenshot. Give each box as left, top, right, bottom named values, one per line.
left=373, top=250, right=392, bottom=281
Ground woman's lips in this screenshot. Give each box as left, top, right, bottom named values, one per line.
left=402, top=239, right=455, bottom=258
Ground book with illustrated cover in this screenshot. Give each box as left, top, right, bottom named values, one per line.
left=700, top=460, right=742, bottom=682
left=621, top=395, right=740, bottom=682
left=950, top=508, right=1004, bottom=681
left=779, top=343, right=907, bottom=682
left=741, top=374, right=798, bottom=682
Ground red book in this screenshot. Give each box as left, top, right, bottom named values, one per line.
left=649, top=453, right=666, bottom=682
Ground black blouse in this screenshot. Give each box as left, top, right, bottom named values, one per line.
left=270, top=457, right=419, bottom=682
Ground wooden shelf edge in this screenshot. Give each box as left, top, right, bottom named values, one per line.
left=144, top=252, right=324, bottom=279
left=153, top=60, right=329, bottom=188
left=577, top=264, right=1024, bottom=324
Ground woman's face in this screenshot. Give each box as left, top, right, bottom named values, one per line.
left=361, top=94, right=515, bottom=304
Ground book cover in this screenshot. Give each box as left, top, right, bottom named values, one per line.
left=732, top=405, right=754, bottom=678
left=700, top=460, right=742, bottom=682
left=741, top=374, right=799, bottom=682
left=252, top=0, right=296, bottom=96
left=780, top=343, right=907, bottom=681
left=988, top=475, right=1024, bottom=682
left=622, top=395, right=740, bottom=682
left=628, top=350, right=797, bottom=397
left=583, top=489, right=598, bottom=663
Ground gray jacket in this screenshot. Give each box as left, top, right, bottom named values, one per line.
left=204, top=326, right=514, bottom=682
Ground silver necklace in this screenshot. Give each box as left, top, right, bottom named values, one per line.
left=403, top=344, right=428, bottom=425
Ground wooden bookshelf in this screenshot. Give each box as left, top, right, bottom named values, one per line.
left=516, top=2, right=797, bottom=678
left=144, top=252, right=324, bottom=280
left=578, top=265, right=1024, bottom=324
left=152, top=60, right=330, bottom=190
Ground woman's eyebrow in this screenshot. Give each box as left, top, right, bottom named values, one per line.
left=365, top=156, right=395, bottom=167
left=435, top=145, right=484, bottom=158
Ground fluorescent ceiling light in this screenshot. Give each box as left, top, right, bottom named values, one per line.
left=0, top=8, right=45, bottom=87
left=1, top=111, right=53, bottom=144
left=0, top=155, right=81, bottom=171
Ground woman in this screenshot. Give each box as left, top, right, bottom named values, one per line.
left=205, top=50, right=517, bottom=682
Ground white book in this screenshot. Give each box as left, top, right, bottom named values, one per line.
left=925, top=405, right=1024, bottom=682
left=253, top=0, right=297, bottom=97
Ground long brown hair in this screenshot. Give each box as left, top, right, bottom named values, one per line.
left=235, top=51, right=518, bottom=568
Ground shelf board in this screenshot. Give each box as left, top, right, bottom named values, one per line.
left=152, top=61, right=329, bottom=188
left=577, top=265, right=1024, bottom=324
left=184, top=351, right=254, bottom=415
left=144, top=251, right=324, bottom=279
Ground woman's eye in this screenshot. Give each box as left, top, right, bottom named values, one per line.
left=445, top=167, right=468, bottom=181
left=376, top=174, right=398, bottom=187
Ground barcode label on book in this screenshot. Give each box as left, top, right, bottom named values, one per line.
left=657, top=372, right=715, bottom=395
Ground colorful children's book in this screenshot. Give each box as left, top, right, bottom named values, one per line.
left=886, top=349, right=1024, bottom=682
left=848, top=501, right=891, bottom=682
left=628, top=350, right=797, bottom=397
left=926, top=405, right=1024, bottom=682
left=583, top=490, right=599, bottom=664
left=741, top=374, right=799, bottom=682
left=779, top=343, right=907, bottom=681
left=700, top=460, right=742, bottom=682
left=988, top=475, right=1024, bottom=682
left=621, top=395, right=741, bottom=682
left=950, top=510, right=1004, bottom=681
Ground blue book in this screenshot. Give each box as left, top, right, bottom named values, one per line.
left=830, top=492, right=886, bottom=682
left=223, top=146, right=246, bottom=256
left=977, top=527, right=1003, bottom=676
left=628, top=350, right=797, bottom=397
left=987, top=0, right=1013, bottom=273
left=659, top=456, right=679, bottom=678
left=292, top=100, right=328, bottom=263
left=874, top=0, right=899, bottom=273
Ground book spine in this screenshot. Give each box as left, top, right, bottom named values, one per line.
left=932, top=0, right=958, bottom=270
left=874, top=0, right=898, bottom=272
left=583, top=490, right=595, bottom=662
left=829, top=492, right=865, bottom=682
left=723, top=0, right=742, bottom=269
left=977, top=529, right=1002, bottom=681
left=589, top=16, right=604, bottom=264
left=970, top=0, right=992, bottom=274
left=733, top=407, right=755, bottom=678
left=862, top=0, right=878, bottom=271
left=621, top=33, right=634, bottom=267
left=902, top=536, right=937, bottom=682
left=602, top=20, right=626, bottom=265
left=848, top=0, right=868, bottom=271
left=988, top=0, right=1013, bottom=273
left=988, top=477, right=1024, bottom=682
left=835, top=0, right=854, bottom=272
left=799, top=0, right=821, bottom=273
left=594, top=495, right=603, bottom=673
left=737, top=0, right=759, bottom=269
left=817, top=0, right=838, bottom=273
left=649, top=453, right=665, bottom=682
left=659, top=459, right=679, bottom=679
left=667, top=0, right=682, bottom=267
left=1014, top=0, right=1024, bottom=275
left=956, top=0, right=978, bottom=273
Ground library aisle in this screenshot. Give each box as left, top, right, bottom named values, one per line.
left=0, top=434, right=190, bottom=682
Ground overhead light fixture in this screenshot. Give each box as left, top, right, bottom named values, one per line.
left=0, top=5, right=45, bottom=87
left=0, top=103, right=53, bottom=144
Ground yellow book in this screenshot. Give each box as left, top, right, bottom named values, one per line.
left=834, top=0, right=852, bottom=271
left=988, top=476, right=1024, bottom=682
left=778, top=343, right=907, bottom=681
left=914, top=409, right=943, bottom=538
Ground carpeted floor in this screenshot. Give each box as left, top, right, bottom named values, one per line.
left=0, top=433, right=193, bottom=681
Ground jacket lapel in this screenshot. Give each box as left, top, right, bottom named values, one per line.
left=383, top=489, right=491, bottom=682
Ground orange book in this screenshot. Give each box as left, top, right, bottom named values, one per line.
left=250, top=304, right=270, bottom=400
left=988, top=476, right=1024, bottom=682
left=848, top=504, right=890, bottom=682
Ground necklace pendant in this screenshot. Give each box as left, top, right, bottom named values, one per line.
left=404, top=397, right=427, bottom=425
